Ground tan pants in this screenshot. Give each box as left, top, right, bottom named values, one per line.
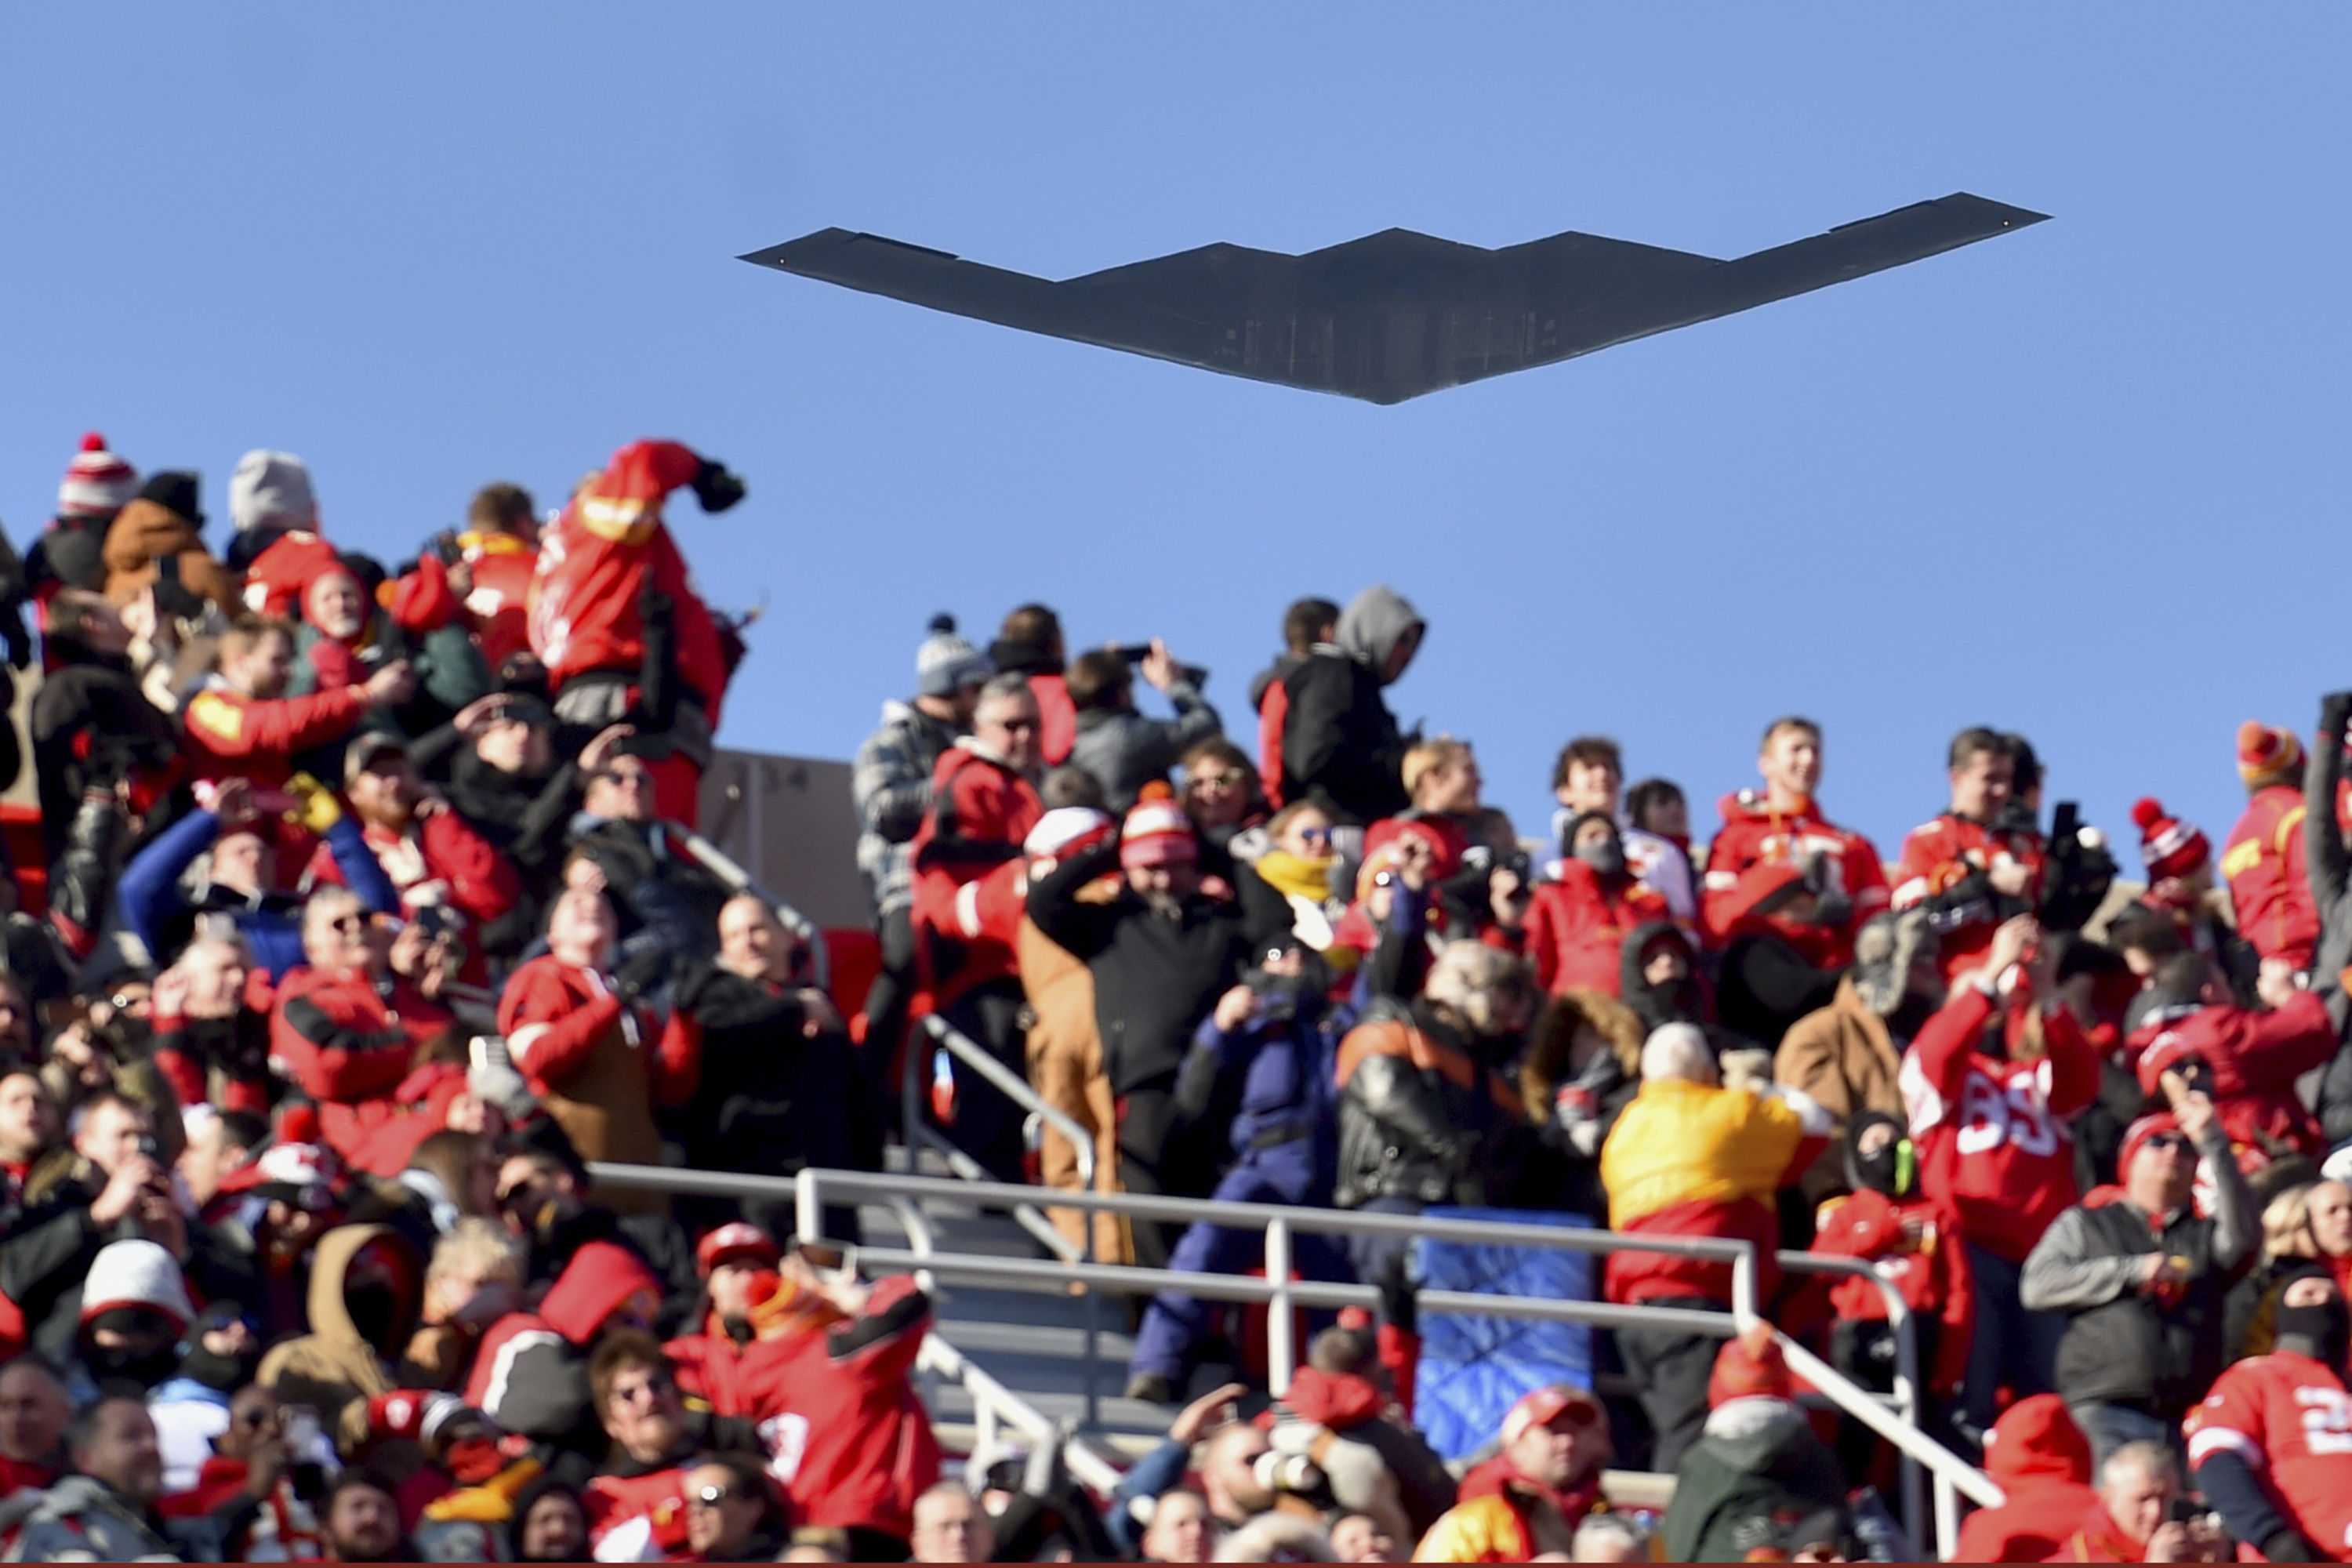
left=1018, top=919, right=1127, bottom=1264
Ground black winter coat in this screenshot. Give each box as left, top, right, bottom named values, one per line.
left=676, top=966, right=884, bottom=1185
left=1334, top=998, right=1526, bottom=1210
left=1026, top=840, right=1249, bottom=1097
left=1279, top=652, right=1408, bottom=827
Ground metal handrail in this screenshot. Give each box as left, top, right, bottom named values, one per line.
left=896, top=1015, right=1098, bottom=1266
left=1776, top=1251, right=1929, bottom=1544
left=590, top=1160, right=2002, bottom=1556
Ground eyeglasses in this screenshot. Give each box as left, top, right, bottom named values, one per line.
left=608, top=1374, right=673, bottom=1406
left=690, top=1484, right=743, bottom=1509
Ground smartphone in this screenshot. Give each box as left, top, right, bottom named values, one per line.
left=794, top=1240, right=858, bottom=1287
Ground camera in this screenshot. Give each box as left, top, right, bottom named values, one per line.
left=1251, top=1450, right=1323, bottom=1495
left=1113, top=644, right=1210, bottom=688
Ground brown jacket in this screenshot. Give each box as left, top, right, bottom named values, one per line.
left=101, top=497, right=241, bottom=613
left=1018, top=910, right=1125, bottom=1264
left=256, top=1223, right=433, bottom=1454
left=1774, top=975, right=1905, bottom=1200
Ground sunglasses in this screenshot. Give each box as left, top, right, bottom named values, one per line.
left=2143, top=1133, right=2193, bottom=1155
left=328, top=914, right=368, bottom=935
left=1293, top=826, right=1333, bottom=845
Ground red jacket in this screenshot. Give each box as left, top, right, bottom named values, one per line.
left=1703, top=791, right=1889, bottom=967
left=2223, top=784, right=2321, bottom=970
left=182, top=681, right=369, bottom=789
left=1893, top=812, right=2047, bottom=981
left=459, top=532, right=539, bottom=672
left=1025, top=671, right=1075, bottom=769
left=269, top=964, right=454, bottom=1160
left=909, top=746, right=1042, bottom=1006
left=241, top=530, right=340, bottom=617
left=1523, top=866, right=1670, bottom=996
left=2127, top=993, right=2336, bottom=1168
left=668, top=1308, right=757, bottom=1417
left=528, top=442, right=728, bottom=715
left=495, top=956, right=700, bottom=1108
left=737, top=1276, right=939, bottom=1540
left=1899, top=985, right=2100, bottom=1264
left=1953, top=1393, right=2097, bottom=1565
left=1807, top=1186, right=1974, bottom=1396
left=586, top=1459, right=696, bottom=1562
left=1258, top=681, right=1291, bottom=808
left=307, top=804, right=520, bottom=935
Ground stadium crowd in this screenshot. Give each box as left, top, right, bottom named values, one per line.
left=0, top=429, right=2343, bottom=1559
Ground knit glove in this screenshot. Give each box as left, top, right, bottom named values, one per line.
left=283, top=772, right=343, bottom=833
left=690, top=459, right=747, bottom=514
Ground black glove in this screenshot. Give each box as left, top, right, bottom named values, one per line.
left=612, top=943, right=671, bottom=1004
left=2263, top=1529, right=2318, bottom=1563
left=2321, top=691, right=2352, bottom=740
left=689, top=459, right=746, bottom=514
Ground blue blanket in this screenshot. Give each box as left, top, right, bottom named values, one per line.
left=1412, top=1207, right=1594, bottom=1463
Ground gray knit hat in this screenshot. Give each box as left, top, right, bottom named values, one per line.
left=916, top=614, right=993, bottom=697
left=228, top=449, right=316, bottom=535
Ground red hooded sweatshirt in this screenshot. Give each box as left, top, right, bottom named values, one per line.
left=1951, top=1393, right=2098, bottom=1564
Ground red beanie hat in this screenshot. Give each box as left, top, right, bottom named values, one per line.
left=1120, top=782, right=1198, bottom=869
left=575, top=440, right=705, bottom=543
left=58, top=432, right=138, bottom=521
left=2238, top=721, right=2304, bottom=785
left=1708, top=1323, right=1794, bottom=1407
left=2118, top=1111, right=2186, bottom=1174
left=2130, top=797, right=2209, bottom=881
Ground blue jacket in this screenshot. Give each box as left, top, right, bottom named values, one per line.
left=116, top=808, right=397, bottom=976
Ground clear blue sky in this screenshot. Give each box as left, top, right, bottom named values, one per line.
left=5, top=7, right=2345, bottom=862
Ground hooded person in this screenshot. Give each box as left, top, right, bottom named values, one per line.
left=1514, top=988, right=1646, bottom=1217
left=1806, top=1110, right=1974, bottom=1420
left=229, top=449, right=328, bottom=585
left=465, top=1239, right=662, bottom=1483
left=255, top=1223, right=429, bottom=1454
left=1657, top=1326, right=1863, bottom=1566
left=98, top=470, right=240, bottom=616
left=70, top=1240, right=196, bottom=1399
left=1279, top=585, right=1422, bottom=828
left=1523, top=811, right=1671, bottom=998
left=1951, top=1394, right=2099, bottom=1563
left=1774, top=906, right=1939, bottom=1203
left=2186, top=1263, right=2352, bottom=1562
left=1616, top=920, right=1711, bottom=1037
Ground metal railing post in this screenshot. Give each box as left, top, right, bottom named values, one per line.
left=794, top=1167, right=822, bottom=1250
left=588, top=1160, right=2006, bottom=1530
left=1265, top=1218, right=1294, bottom=1397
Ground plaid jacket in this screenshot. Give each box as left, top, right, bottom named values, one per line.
left=853, top=699, right=959, bottom=919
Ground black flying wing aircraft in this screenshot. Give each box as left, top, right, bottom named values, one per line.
left=740, top=194, right=2045, bottom=405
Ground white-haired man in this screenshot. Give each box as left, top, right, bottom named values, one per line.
left=1598, top=1024, right=1829, bottom=1469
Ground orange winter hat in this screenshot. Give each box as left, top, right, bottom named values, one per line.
left=2238, top=720, right=2303, bottom=784
left=1708, top=1323, right=1795, bottom=1407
